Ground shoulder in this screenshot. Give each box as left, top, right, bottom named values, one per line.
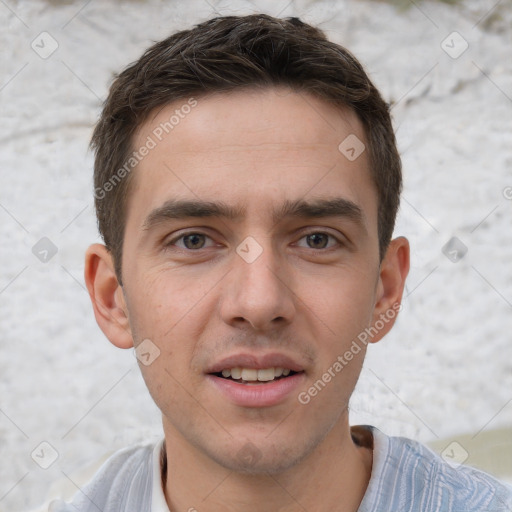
left=392, top=435, right=511, bottom=510
left=361, top=426, right=512, bottom=512
left=47, top=442, right=158, bottom=512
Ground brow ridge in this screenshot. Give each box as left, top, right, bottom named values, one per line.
left=142, top=197, right=365, bottom=231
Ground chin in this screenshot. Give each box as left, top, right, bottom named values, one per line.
left=209, top=438, right=318, bottom=475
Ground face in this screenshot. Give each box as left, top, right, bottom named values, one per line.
left=101, top=87, right=402, bottom=474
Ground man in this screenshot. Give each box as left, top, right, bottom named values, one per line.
left=53, top=13, right=511, bottom=512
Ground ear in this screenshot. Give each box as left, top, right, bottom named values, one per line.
left=84, top=243, right=134, bottom=349
left=369, top=236, right=410, bottom=343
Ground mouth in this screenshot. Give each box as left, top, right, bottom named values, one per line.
left=205, top=353, right=307, bottom=407
left=211, top=367, right=302, bottom=384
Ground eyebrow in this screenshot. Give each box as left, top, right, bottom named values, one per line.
left=274, top=198, right=365, bottom=228
left=143, top=200, right=244, bottom=230
left=142, top=197, right=366, bottom=232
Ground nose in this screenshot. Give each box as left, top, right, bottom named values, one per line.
left=219, top=240, right=296, bottom=332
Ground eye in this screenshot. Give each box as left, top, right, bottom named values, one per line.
left=169, top=232, right=215, bottom=250
left=296, top=232, right=340, bottom=250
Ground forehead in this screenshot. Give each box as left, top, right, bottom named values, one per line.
left=128, top=87, right=376, bottom=227
left=138, top=87, right=364, bottom=157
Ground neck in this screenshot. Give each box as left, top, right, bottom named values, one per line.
left=161, top=419, right=373, bottom=512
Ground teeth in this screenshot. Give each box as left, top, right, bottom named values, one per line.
left=219, top=367, right=293, bottom=382
left=256, top=368, right=275, bottom=382
left=241, top=368, right=258, bottom=381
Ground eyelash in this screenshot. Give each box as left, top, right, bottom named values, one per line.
left=166, top=230, right=343, bottom=251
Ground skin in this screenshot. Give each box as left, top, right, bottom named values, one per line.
left=85, top=87, right=410, bottom=512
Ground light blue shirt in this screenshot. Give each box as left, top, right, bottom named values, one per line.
left=358, top=427, right=512, bottom=512
left=49, top=426, right=512, bottom=511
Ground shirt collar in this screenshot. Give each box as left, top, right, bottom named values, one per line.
left=152, top=438, right=171, bottom=512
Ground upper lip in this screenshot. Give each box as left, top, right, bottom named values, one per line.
left=206, top=353, right=305, bottom=374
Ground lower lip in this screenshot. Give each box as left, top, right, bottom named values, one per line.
left=206, top=373, right=305, bottom=408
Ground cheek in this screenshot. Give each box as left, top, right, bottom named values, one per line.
left=137, top=352, right=193, bottom=428
left=301, top=268, right=377, bottom=341
left=123, top=274, right=211, bottom=403
left=127, top=269, right=215, bottom=340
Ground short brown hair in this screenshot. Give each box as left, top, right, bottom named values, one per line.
left=91, top=14, right=402, bottom=282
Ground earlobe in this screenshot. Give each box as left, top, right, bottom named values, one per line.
left=84, top=244, right=134, bottom=349
left=369, top=237, right=410, bottom=343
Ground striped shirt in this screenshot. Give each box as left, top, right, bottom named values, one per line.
left=49, top=426, right=512, bottom=512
